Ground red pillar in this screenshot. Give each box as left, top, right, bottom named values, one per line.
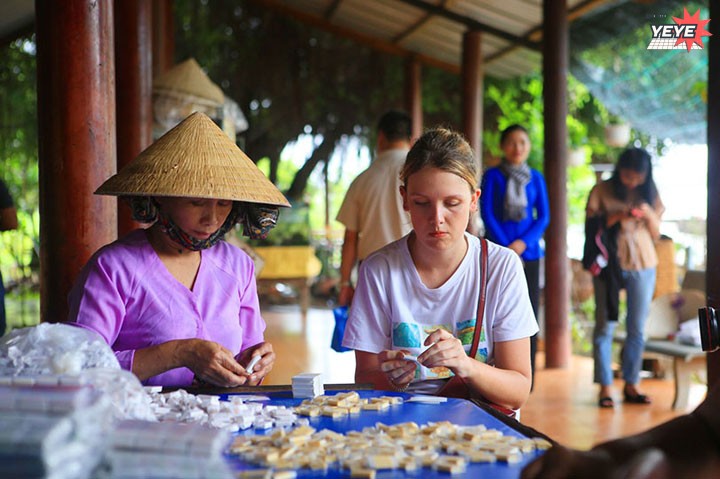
left=35, top=0, right=117, bottom=322
left=542, top=0, right=571, bottom=368
left=706, top=0, right=720, bottom=386
left=462, top=30, right=483, bottom=172
left=153, top=0, right=175, bottom=77
left=404, top=55, right=423, bottom=143
left=115, top=0, right=153, bottom=235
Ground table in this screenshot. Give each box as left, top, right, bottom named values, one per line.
left=220, top=390, right=550, bottom=479
left=254, top=246, right=323, bottom=314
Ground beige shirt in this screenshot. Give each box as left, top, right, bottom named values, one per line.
left=586, top=180, right=664, bottom=271
left=336, top=148, right=412, bottom=260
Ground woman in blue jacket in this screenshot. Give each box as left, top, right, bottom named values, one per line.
left=481, top=125, right=550, bottom=386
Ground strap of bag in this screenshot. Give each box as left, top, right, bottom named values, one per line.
left=468, top=237, right=488, bottom=358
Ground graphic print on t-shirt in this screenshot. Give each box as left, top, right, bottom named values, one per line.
left=392, top=317, right=488, bottom=381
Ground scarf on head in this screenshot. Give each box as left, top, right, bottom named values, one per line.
left=237, top=203, right=279, bottom=240
left=498, top=160, right=531, bottom=222
left=155, top=202, right=240, bottom=251
left=129, top=197, right=280, bottom=250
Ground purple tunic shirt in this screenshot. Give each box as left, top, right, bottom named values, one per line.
left=68, top=229, right=266, bottom=387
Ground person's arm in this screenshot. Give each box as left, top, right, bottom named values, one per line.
left=0, top=181, right=17, bottom=232
left=232, top=263, right=274, bottom=386
left=355, top=349, right=416, bottom=391
left=338, top=229, right=358, bottom=306
left=235, top=341, right=275, bottom=386
left=0, top=206, right=18, bottom=232
left=132, top=339, right=250, bottom=386
left=480, top=170, right=511, bottom=245
left=418, top=329, right=532, bottom=410
left=516, top=172, right=550, bottom=251
left=633, top=194, right=664, bottom=240
left=522, top=383, right=720, bottom=478
left=69, top=247, right=256, bottom=387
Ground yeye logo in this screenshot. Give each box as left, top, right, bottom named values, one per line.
left=647, top=7, right=711, bottom=51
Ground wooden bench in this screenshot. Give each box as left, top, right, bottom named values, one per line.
left=253, top=245, right=322, bottom=315
left=613, top=335, right=705, bottom=410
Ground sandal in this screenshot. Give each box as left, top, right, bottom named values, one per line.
left=624, top=391, right=651, bottom=404
left=598, top=396, right=614, bottom=408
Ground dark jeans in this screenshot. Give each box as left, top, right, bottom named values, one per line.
left=523, top=259, right=540, bottom=389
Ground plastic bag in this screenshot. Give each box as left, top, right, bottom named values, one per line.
left=0, top=323, right=120, bottom=377
left=331, top=306, right=352, bottom=353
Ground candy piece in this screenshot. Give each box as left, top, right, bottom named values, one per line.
left=246, top=355, right=261, bottom=374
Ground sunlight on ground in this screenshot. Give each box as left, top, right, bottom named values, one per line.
left=262, top=305, right=356, bottom=385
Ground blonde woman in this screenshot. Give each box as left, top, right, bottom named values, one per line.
left=342, top=128, right=537, bottom=411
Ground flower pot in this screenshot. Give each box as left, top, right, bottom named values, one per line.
left=568, top=148, right=586, bottom=167
left=605, top=124, right=631, bottom=148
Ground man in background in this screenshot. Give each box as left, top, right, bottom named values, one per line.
left=0, top=179, right=18, bottom=336
left=336, top=110, right=413, bottom=306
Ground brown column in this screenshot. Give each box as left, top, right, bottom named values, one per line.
left=462, top=30, right=483, bottom=171
left=115, top=0, right=153, bottom=235
left=152, top=0, right=175, bottom=77
left=404, top=55, right=423, bottom=142
left=542, top=0, right=571, bottom=368
left=35, top=0, right=117, bottom=322
left=706, top=0, right=720, bottom=386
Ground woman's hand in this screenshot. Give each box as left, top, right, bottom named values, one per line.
left=338, top=284, right=354, bottom=307
left=182, top=339, right=249, bottom=387
left=235, top=342, right=275, bottom=386
left=378, top=349, right=417, bottom=390
left=417, top=328, right=473, bottom=377
left=508, top=239, right=527, bottom=256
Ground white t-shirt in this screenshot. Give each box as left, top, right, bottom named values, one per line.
left=342, top=233, right=538, bottom=392
left=336, top=148, right=412, bottom=260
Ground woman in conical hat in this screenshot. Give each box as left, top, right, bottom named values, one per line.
left=68, top=112, right=290, bottom=388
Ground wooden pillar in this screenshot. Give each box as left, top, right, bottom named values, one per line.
left=35, top=0, right=117, bottom=322
left=404, top=55, right=423, bottom=142
left=152, top=0, right=175, bottom=77
left=706, top=0, right=720, bottom=387
left=115, top=0, right=153, bottom=235
left=542, top=0, right=571, bottom=368
left=462, top=30, right=483, bottom=172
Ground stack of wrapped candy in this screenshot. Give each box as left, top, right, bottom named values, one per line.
left=0, top=380, right=112, bottom=479
left=106, top=420, right=234, bottom=479
left=292, top=372, right=324, bottom=399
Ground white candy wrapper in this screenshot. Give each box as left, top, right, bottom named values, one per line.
left=0, top=323, right=120, bottom=376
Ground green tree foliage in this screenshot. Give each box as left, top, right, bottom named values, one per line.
left=173, top=0, right=414, bottom=201
left=0, top=36, right=39, bottom=292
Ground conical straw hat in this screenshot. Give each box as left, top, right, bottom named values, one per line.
left=96, top=112, right=290, bottom=207
left=153, top=58, right=224, bottom=107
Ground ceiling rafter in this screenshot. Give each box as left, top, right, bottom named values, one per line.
left=392, top=0, right=454, bottom=45
left=395, top=0, right=540, bottom=50
left=486, top=0, right=613, bottom=64
left=249, top=0, right=461, bottom=73
left=323, top=0, right=344, bottom=20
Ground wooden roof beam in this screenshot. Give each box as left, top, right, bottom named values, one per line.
left=395, top=0, right=540, bottom=50
left=323, top=0, right=343, bottom=20
left=392, top=0, right=454, bottom=45
left=249, top=0, right=460, bottom=73
left=485, top=0, right=613, bottom=64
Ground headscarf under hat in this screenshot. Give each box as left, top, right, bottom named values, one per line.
left=129, top=197, right=278, bottom=246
